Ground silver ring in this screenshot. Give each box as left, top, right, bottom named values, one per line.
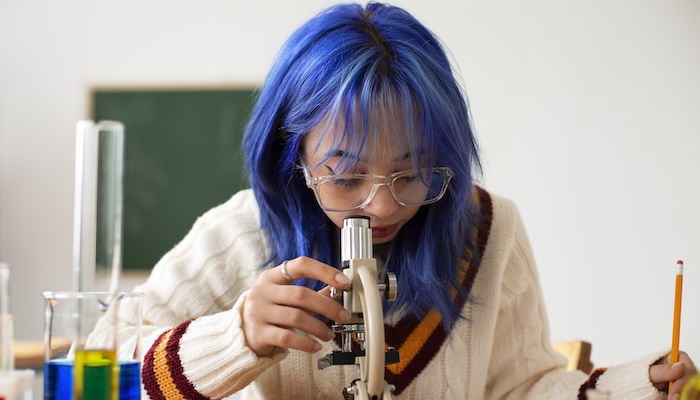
left=280, top=260, right=293, bottom=283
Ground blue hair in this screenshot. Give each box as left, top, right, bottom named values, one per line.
left=243, top=2, right=481, bottom=331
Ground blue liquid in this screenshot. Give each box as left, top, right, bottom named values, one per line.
left=44, top=360, right=73, bottom=400
left=119, top=361, right=141, bottom=400
left=44, top=360, right=141, bottom=400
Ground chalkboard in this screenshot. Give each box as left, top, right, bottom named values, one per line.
left=92, top=88, right=257, bottom=270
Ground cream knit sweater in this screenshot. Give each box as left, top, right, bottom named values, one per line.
left=129, top=188, right=667, bottom=399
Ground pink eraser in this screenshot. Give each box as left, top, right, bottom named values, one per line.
left=677, top=260, right=684, bottom=265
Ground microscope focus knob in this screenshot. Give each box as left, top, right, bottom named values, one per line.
left=384, top=272, right=397, bottom=302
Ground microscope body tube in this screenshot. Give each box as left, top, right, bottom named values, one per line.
left=341, top=217, right=376, bottom=318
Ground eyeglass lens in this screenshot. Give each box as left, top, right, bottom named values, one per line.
left=316, top=170, right=447, bottom=210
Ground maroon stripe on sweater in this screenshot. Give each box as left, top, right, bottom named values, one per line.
left=165, top=319, right=210, bottom=400
left=385, top=318, right=449, bottom=395
left=142, top=329, right=169, bottom=400
left=578, top=368, right=608, bottom=400
left=142, top=319, right=210, bottom=400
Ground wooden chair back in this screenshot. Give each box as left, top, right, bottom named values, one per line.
left=552, top=340, right=593, bottom=374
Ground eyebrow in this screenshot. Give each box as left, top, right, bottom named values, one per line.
left=324, top=149, right=414, bottom=163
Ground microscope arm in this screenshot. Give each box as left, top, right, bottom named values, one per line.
left=356, top=263, right=385, bottom=397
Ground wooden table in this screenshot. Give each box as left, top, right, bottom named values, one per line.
left=13, top=340, right=44, bottom=369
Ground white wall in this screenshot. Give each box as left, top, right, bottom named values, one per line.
left=1, top=0, right=698, bottom=372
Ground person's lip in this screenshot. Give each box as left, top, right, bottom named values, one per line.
left=372, top=223, right=398, bottom=238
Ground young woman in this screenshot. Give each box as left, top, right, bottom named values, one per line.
left=125, top=3, right=696, bottom=399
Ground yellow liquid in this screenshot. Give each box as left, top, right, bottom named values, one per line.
left=681, top=373, right=700, bottom=400
left=74, top=349, right=119, bottom=400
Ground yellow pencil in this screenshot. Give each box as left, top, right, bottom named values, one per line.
left=669, top=260, right=684, bottom=392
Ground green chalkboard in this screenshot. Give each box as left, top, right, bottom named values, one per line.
left=92, top=88, right=257, bottom=270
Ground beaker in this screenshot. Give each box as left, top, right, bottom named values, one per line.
left=43, top=291, right=142, bottom=400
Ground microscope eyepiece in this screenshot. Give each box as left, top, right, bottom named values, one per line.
left=341, top=216, right=372, bottom=262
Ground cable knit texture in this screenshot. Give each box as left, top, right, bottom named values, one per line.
left=112, top=188, right=668, bottom=399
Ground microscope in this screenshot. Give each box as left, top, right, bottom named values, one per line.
left=318, top=216, right=399, bottom=400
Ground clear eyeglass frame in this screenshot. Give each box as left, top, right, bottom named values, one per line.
left=301, top=165, right=455, bottom=212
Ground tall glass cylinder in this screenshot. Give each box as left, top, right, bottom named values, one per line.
left=0, top=262, right=35, bottom=400
left=72, top=121, right=124, bottom=293
left=0, top=262, right=12, bottom=372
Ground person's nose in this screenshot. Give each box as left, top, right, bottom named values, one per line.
left=363, top=184, right=399, bottom=218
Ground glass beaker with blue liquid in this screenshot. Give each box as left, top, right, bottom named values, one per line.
left=43, top=291, right=142, bottom=400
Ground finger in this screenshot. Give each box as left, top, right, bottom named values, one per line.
left=668, top=352, right=698, bottom=397
left=262, top=283, right=350, bottom=323
left=650, top=362, right=685, bottom=384
left=263, top=257, right=350, bottom=288
left=263, top=304, right=336, bottom=343
left=650, top=360, right=687, bottom=393
left=246, top=295, right=335, bottom=342
left=679, top=351, right=698, bottom=375
left=243, top=300, right=334, bottom=355
left=256, top=324, right=325, bottom=353
left=650, top=351, right=696, bottom=382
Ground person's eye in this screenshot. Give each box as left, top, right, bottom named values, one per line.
left=397, top=174, right=421, bottom=183
left=330, top=177, right=364, bottom=187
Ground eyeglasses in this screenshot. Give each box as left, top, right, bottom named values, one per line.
left=302, top=166, right=454, bottom=211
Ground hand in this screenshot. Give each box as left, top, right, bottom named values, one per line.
left=242, top=256, right=351, bottom=357
left=650, top=351, right=698, bottom=399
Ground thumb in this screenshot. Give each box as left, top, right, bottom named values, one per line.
left=650, top=362, right=686, bottom=388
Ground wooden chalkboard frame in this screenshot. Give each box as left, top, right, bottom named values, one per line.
left=91, top=87, right=258, bottom=270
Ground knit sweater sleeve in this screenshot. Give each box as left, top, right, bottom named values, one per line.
left=130, top=190, right=287, bottom=399
left=484, top=194, right=667, bottom=400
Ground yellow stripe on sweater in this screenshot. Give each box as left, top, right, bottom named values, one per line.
left=152, top=329, right=186, bottom=399
left=386, top=259, right=471, bottom=375
left=387, top=308, right=442, bottom=374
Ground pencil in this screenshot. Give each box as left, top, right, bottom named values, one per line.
left=669, top=260, right=684, bottom=391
